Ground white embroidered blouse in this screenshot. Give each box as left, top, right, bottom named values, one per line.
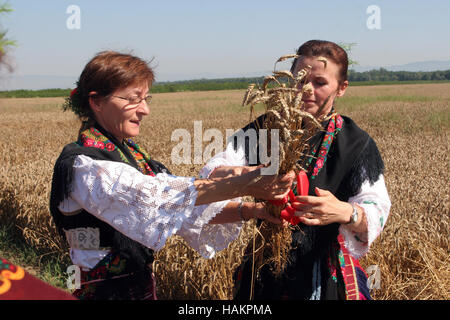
left=59, top=155, right=242, bottom=270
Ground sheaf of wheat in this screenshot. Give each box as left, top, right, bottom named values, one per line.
left=241, top=54, right=328, bottom=294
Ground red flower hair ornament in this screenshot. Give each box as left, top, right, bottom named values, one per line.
left=70, top=88, right=78, bottom=98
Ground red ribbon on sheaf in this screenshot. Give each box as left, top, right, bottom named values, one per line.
left=70, top=88, right=77, bottom=98
left=269, top=171, right=309, bottom=226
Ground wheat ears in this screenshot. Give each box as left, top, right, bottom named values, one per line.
left=241, top=54, right=328, bottom=283
left=242, top=54, right=328, bottom=177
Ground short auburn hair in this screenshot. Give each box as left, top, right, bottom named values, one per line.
left=291, top=40, right=349, bottom=83
left=66, top=51, right=154, bottom=129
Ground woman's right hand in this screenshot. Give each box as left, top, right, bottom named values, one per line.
left=194, top=168, right=294, bottom=206
left=209, top=165, right=261, bottom=179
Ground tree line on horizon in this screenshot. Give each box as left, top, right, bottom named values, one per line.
left=1, top=68, right=450, bottom=98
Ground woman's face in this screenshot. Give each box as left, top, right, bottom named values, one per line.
left=90, top=82, right=150, bottom=141
left=293, top=56, right=348, bottom=118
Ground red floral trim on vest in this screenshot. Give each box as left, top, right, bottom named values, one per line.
left=307, top=114, right=343, bottom=179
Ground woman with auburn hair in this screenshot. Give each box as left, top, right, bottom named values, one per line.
left=207, top=40, right=391, bottom=300
left=50, top=51, right=295, bottom=300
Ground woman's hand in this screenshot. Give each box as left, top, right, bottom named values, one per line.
left=194, top=168, right=294, bottom=205
left=242, top=169, right=295, bottom=201
left=251, top=203, right=282, bottom=224
left=292, top=187, right=353, bottom=226
left=209, top=165, right=261, bottom=179
left=208, top=201, right=282, bottom=225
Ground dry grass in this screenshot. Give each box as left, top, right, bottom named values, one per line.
left=0, top=83, right=448, bottom=299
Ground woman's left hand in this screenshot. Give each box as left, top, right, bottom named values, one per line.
left=292, top=187, right=353, bottom=226
left=251, top=203, right=282, bottom=224
left=209, top=165, right=261, bottom=179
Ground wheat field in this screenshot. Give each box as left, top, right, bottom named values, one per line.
left=0, top=83, right=448, bottom=299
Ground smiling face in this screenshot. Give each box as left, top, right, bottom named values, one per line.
left=89, top=82, right=150, bottom=141
left=293, top=56, right=348, bottom=118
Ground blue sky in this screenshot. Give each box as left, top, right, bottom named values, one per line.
left=1, top=0, right=449, bottom=89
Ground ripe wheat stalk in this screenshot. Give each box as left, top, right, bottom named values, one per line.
left=241, top=54, right=328, bottom=291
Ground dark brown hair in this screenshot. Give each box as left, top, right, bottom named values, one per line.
left=65, top=51, right=154, bottom=130
left=291, top=40, right=349, bottom=83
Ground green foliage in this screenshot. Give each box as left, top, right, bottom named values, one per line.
left=0, top=2, right=15, bottom=52
left=1, top=76, right=450, bottom=98
left=0, top=3, right=12, bottom=14
left=0, top=1, right=16, bottom=71
left=0, top=88, right=72, bottom=98
left=338, top=42, right=358, bottom=66
left=0, top=30, right=14, bottom=53
left=151, top=77, right=265, bottom=93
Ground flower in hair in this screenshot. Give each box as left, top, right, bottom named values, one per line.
left=70, top=88, right=78, bottom=98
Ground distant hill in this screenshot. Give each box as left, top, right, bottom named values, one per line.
left=351, top=60, right=450, bottom=72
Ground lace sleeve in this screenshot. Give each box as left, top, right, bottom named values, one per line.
left=67, top=155, right=198, bottom=251
left=176, top=200, right=243, bottom=259
left=185, top=141, right=248, bottom=258
left=339, top=174, right=391, bottom=259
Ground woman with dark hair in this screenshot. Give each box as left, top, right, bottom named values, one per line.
left=207, top=40, right=391, bottom=300
left=49, top=51, right=295, bottom=300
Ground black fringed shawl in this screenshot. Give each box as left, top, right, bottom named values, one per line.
left=49, top=124, right=170, bottom=297
left=232, top=113, right=385, bottom=300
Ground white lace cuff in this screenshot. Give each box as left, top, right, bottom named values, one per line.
left=339, top=174, right=391, bottom=259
